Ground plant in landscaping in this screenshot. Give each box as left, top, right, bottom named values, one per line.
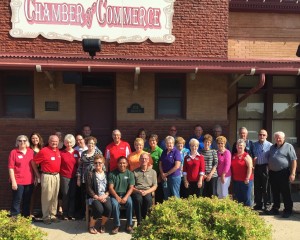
left=0, top=210, right=47, bottom=240
left=132, top=196, right=272, bottom=240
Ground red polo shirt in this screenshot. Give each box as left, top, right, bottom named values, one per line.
left=60, top=149, right=79, bottom=178
left=34, top=146, right=61, bottom=173
left=105, top=140, right=131, bottom=171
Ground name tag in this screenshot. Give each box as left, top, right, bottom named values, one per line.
left=18, top=155, right=23, bottom=159
left=186, top=158, right=191, bottom=162
left=124, top=176, right=128, bottom=179
left=51, top=157, right=55, bottom=161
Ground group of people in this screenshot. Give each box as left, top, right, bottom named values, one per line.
left=7, top=124, right=298, bottom=235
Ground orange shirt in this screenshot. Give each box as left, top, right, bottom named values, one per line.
left=127, top=151, right=153, bottom=171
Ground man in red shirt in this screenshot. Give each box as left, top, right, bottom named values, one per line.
left=105, top=129, right=131, bottom=172
left=31, top=135, right=61, bottom=224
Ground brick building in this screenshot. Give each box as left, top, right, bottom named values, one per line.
left=0, top=0, right=299, bottom=209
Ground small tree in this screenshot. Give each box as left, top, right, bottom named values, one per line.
left=0, top=210, right=47, bottom=240
left=132, top=196, right=271, bottom=240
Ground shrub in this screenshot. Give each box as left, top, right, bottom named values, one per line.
left=0, top=210, right=47, bottom=240
left=132, top=196, right=272, bottom=240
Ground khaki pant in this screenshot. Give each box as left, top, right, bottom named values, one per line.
left=41, top=173, right=60, bottom=220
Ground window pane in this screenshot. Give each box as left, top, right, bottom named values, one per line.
left=5, top=75, right=31, bottom=94
left=237, top=120, right=262, bottom=142
left=272, top=120, right=297, bottom=144
left=238, top=94, right=264, bottom=119
left=5, top=96, right=33, bottom=115
left=238, top=75, right=260, bottom=88
left=158, top=79, right=181, bottom=97
left=273, top=76, right=297, bottom=88
left=273, top=94, right=298, bottom=119
left=158, top=98, right=181, bottom=116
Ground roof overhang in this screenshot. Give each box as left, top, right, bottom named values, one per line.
left=0, top=53, right=300, bottom=75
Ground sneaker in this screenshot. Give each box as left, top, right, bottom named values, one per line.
left=43, top=219, right=51, bottom=225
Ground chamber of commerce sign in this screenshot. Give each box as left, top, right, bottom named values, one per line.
left=10, top=0, right=176, bottom=43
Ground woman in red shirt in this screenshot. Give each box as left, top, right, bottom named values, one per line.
left=182, top=138, right=205, bottom=197
left=231, top=139, right=253, bottom=206
left=8, top=135, right=35, bottom=217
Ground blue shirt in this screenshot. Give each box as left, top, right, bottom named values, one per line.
left=253, top=140, right=272, bottom=165
left=185, top=135, right=204, bottom=151
left=160, top=147, right=181, bottom=177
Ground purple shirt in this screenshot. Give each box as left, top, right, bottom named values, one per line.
left=160, top=147, right=181, bottom=177
left=217, top=149, right=231, bottom=177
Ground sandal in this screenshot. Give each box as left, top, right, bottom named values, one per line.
left=99, top=225, right=105, bottom=233
left=111, top=226, right=119, bottom=234
left=89, top=226, right=98, bottom=234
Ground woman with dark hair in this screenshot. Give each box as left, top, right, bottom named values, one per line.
left=136, top=128, right=150, bottom=149
left=86, top=154, right=112, bottom=234
left=8, top=135, right=35, bottom=217
left=29, top=132, right=44, bottom=217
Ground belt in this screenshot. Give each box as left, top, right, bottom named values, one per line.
left=42, top=172, right=59, bottom=175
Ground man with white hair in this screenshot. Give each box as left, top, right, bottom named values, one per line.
left=105, top=129, right=131, bottom=172
left=266, top=131, right=297, bottom=218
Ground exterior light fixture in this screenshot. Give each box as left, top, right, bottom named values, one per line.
left=82, top=39, right=101, bottom=58
left=296, top=44, right=300, bottom=57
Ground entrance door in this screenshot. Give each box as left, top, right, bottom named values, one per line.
left=77, top=73, right=115, bottom=152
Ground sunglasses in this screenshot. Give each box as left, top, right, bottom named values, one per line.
left=259, top=134, right=266, bottom=136
left=94, top=162, right=103, bottom=165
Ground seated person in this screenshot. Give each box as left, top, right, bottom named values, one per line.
left=86, top=155, right=112, bottom=234
left=132, top=153, right=157, bottom=226
left=109, top=156, right=135, bottom=234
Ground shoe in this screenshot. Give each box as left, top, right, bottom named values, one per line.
left=266, top=208, right=279, bottom=215
left=51, top=217, right=60, bottom=223
left=253, top=205, right=262, bottom=211
left=99, top=225, right=105, bottom=233
left=282, top=211, right=292, bottom=218
left=89, top=226, right=98, bottom=234
left=43, top=219, right=51, bottom=225
left=68, top=217, right=76, bottom=221
left=126, top=225, right=133, bottom=234
left=111, top=226, right=119, bottom=234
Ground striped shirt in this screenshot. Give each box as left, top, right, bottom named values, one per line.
left=200, top=149, right=218, bottom=178
left=253, top=140, right=272, bottom=165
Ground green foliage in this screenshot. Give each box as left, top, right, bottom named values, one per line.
left=0, top=210, right=47, bottom=240
left=132, top=196, right=272, bottom=240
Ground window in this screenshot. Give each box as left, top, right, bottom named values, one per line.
left=0, top=72, right=33, bottom=117
left=237, top=75, right=300, bottom=145
left=155, top=74, right=185, bottom=119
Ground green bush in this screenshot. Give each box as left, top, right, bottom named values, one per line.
left=132, top=196, right=272, bottom=240
left=0, top=210, right=47, bottom=240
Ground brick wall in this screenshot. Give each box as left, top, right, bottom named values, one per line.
left=0, top=119, right=76, bottom=209
left=229, top=12, right=300, bottom=58
left=0, top=0, right=228, bottom=58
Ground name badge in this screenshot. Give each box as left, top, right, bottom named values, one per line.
left=51, top=157, right=55, bottom=161
left=186, top=158, right=191, bottom=162
left=124, top=176, right=128, bottom=179
left=18, top=155, right=23, bottom=159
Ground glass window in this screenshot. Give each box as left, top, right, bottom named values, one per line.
left=273, top=94, right=298, bottom=119
left=273, top=76, right=297, bottom=88
left=238, top=75, right=260, bottom=88
left=238, top=94, right=264, bottom=119
left=237, top=120, right=262, bottom=142
left=156, top=74, right=185, bottom=119
left=0, top=72, right=33, bottom=117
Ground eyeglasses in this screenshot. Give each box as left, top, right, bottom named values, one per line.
left=94, top=162, right=103, bottom=165
left=76, top=138, right=84, bottom=141
left=259, top=134, right=266, bottom=136
left=18, top=140, right=27, bottom=142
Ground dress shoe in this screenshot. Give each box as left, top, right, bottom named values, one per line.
left=266, top=208, right=279, bottom=215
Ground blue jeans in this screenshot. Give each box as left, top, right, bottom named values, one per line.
left=111, top=195, right=133, bottom=227
left=11, top=184, right=34, bottom=217
left=233, top=180, right=253, bottom=206
left=163, top=175, right=181, bottom=200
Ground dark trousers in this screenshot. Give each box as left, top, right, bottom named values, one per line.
left=155, top=182, right=164, bottom=204
left=269, top=169, right=293, bottom=212
left=132, top=192, right=152, bottom=225
left=11, top=184, right=34, bottom=217
left=60, top=176, right=77, bottom=218
left=203, top=177, right=218, bottom=197
left=254, top=164, right=269, bottom=207
left=91, top=197, right=112, bottom=219
left=184, top=181, right=203, bottom=197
